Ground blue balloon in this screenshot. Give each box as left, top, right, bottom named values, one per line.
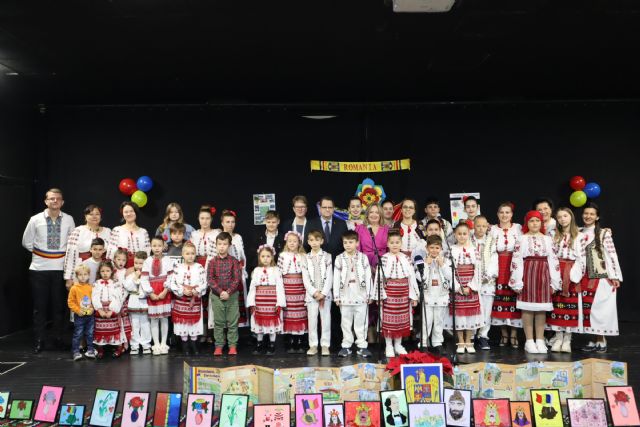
left=136, top=176, right=153, bottom=192
left=583, top=182, right=601, bottom=198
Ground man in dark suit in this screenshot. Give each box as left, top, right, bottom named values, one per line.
left=306, top=196, right=348, bottom=259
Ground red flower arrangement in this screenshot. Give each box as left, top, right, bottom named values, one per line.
left=613, top=391, right=630, bottom=403
left=386, top=350, right=454, bottom=379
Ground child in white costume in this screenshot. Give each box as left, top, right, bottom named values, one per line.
left=124, top=251, right=152, bottom=355
left=302, top=230, right=333, bottom=356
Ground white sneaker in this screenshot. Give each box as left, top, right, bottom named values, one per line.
left=152, top=345, right=161, bottom=356
left=525, top=340, right=539, bottom=353
left=385, top=344, right=395, bottom=358
left=535, top=339, right=548, bottom=354
left=130, top=347, right=140, bottom=355
left=465, top=344, right=476, bottom=354
left=551, top=338, right=563, bottom=352
left=394, top=344, right=408, bottom=355
left=561, top=335, right=572, bottom=353
left=456, top=344, right=465, bottom=354
left=160, top=345, right=169, bottom=355
left=306, top=346, right=318, bottom=356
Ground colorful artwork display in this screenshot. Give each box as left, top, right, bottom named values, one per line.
left=152, top=392, right=182, bottom=427
left=323, top=404, right=344, bottom=427
left=407, top=403, right=446, bottom=427
left=253, top=404, right=291, bottom=427
left=295, top=393, right=323, bottom=427
left=58, top=404, right=86, bottom=426
left=530, top=389, right=563, bottom=427
left=34, top=385, right=64, bottom=423
left=345, top=401, right=381, bottom=427
left=8, top=399, right=34, bottom=420
left=121, top=392, right=150, bottom=427
left=380, top=390, right=409, bottom=427
left=567, top=398, right=608, bottom=427
left=509, top=401, right=532, bottom=427
left=472, top=398, right=511, bottom=427
left=605, top=386, right=640, bottom=426
left=89, top=389, right=119, bottom=427
left=185, top=394, right=214, bottom=427
left=219, top=394, right=249, bottom=427
left=443, top=388, right=471, bottom=427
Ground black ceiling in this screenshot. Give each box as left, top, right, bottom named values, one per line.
left=1, top=0, right=640, bottom=106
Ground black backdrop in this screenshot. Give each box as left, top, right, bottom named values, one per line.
left=2, top=101, right=638, bottom=336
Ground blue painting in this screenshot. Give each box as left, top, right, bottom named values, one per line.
left=59, top=405, right=85, bottom=426
left=400, top=364, right=443, bottom=404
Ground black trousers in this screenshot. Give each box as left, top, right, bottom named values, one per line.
left=29, top=270, right=67, bottom=342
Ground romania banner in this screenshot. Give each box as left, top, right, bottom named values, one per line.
left=310, top=159, right=410, bottom=173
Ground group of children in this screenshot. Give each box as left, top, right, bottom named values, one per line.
left=66, top=197, right=622, bottom=360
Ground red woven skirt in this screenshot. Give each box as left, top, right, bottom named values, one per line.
left=547, top=259, right=580, bottom=328
left=94, top=309, right=122, bottom=345
left=254, top=285, right=281, bottom=328
left=491, top=251, right=521, bottom=319
left=381, top=278, right=411, bottom=339
left=172, top=295, right=202, bottom=326
left=119, top=298, right=132, bottom=341
left=579, top=274, right=599, bottom=328
left=147, top=277, right=172, bottom=318
left=518, top=256, right=552, bottom=309
left=450, top=264, right=481, bottom=316
left=283, top=273, right=307, bottom=333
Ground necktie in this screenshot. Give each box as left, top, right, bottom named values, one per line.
left=324, top=220, right=331, bottom=241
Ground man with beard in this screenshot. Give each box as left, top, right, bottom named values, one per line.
left=447, top=390, right=469, bottom=426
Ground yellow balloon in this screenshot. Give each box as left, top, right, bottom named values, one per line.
left=569, top=191, right=587, bottom=207
left=131, top=190, right=148, bottom=208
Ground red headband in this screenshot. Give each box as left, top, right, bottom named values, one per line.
left=522, top=210, right=545, bottom=234
left=210, top=206, right=217, bottom=216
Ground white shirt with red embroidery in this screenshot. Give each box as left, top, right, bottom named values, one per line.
left=63, top=225, right=111, bottom=280
left=450, top=244, right=481, bottom=293
left=509, top=234, right=562, bottom=292
left=553, top=232, right=587, bottom=283
left=332, top=251, right=372, bottom=305
left=189, top=229, right=217, bottom=258
left=581, top=226, right=623, bottom=281
left=246, top=266, right=287, bottom=307
left=106, top=226, right=151, bottom=260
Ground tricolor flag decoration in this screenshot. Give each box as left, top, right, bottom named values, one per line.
left=302, top=398, right=319, bottom=411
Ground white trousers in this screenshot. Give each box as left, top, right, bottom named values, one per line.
left=422, top=306, right=446, bottom=347
left=478, top=295, right=494, bottom=339
left=340, top=304, right=368, bottom=349
left=129, top=313, right=152, bottom=349
left=307, top=300, right=332, bottom=347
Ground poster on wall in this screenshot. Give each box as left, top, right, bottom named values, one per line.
left=253, top=194, right=277, bottom=225
left=449, top=192, right=480, bottom=226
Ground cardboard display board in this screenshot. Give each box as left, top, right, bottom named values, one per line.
left=452, top=359, right=627, bottom=403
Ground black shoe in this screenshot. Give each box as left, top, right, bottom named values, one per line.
left=356, top=348, right=372, bottom=358
left=478, top=337, right=491, bottom=351
left=595, top=344, right=608, bottom=353
left=266, top=341, right=276, bottom=356
left=582, top=342, right=597, bottom=352
left=253, top=340, right=265, bottom=355
left=189, top=340, right=199, bottom=355
left=34, top=340, right=44, bottom=354
left=288, top=338, right=297, bottom=354
left=181, top=340, right=190, bottom=355
left=296, top=337, right=306, bottom=354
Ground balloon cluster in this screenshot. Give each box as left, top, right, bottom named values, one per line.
left=118, top=176, right=154, bottom=208
left=569, top=176, right=601, bottom=207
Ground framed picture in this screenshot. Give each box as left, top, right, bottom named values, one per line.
left=8, top=399, right=34, bottom=420
left=59, top=404, right=86, bottom=426
left=295, top=393, right=323, bottom=427
left=443, top=388, right=471, bottom=427
left=472, top=398, right=511, bottom=427
left=89, top=388, right=120, bottom=427
left=400, top=363, right=443, bottom=403
left=34, top=385, right=65, bottom=423
left=509, top=401, right=532, bottom=427
left=605, top=386, right=640, bottom=426
left=253, top=403, right=291, bottom=427
left=219, top=394, right=249, bottom=427
left=121, top=391, right=150, bottom=427
left=323, top=404, right=344, bottom=427
left=381, top=390, right=409, bottom=427
left=567, top=398, right=608, bottom=427
left=344, top=401, right=381, bottom=427
left=0, top=391, right=10, bottom=419
left=530, top=389, right=563, bottom=427
left=407, top=402, right=446, bottom=427
left=152, top=392, right=182, bottom=427
left=185, top=394, right=214, bottom=427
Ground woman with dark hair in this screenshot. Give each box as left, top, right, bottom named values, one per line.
left=580, top=202, right=622, bottom=353
left=107, top=201, right=151, bottom=267
left=533, top=198, right=556, bottom=237
left=64, top=204, right=112, bottom=288
left=392, top=198, right=426, bottom=259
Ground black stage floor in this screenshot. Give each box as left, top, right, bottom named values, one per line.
left=1, top=324, right=638, bottom=409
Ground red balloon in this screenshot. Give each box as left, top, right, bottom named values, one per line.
left=569, top=176, right=586, bottom=191
left=119, top=178, right=137, bottom=196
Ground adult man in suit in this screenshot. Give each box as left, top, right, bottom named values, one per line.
left=306, top=196, right=348, bottom=259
